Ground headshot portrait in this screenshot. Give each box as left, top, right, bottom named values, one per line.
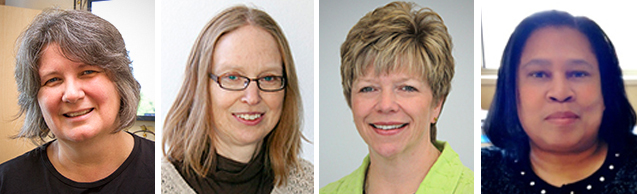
left=481, top=1, right=637, bottom=193
left=160, top=1, right=314, bottom=193
left=319, top=0, right=474, bottom=193
left=0, top=5, right=155, bottom=193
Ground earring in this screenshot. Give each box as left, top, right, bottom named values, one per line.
left=434, top=117, right=438, bottom=122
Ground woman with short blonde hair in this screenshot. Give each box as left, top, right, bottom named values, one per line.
left=321, top=2, right=472, bottom=193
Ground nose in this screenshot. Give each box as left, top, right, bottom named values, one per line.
left=547, top=76, right=574, bottom=103
left=241, top=81, right=262, bottom=105
left=62, top=78, right=85, bottom=104
left=375, top=89, right=399, bottom=113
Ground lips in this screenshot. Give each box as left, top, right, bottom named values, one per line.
left=234, top=113, right=262, bottom=121
left=233, top=112, right=265, bottom=126
left=370, top=123, right=408, bottom=130
left=546, top=111, right=579, bottom=119
left=545, top=111, right=579, bottom=125
left=369, top=122, right=408, bottom=136
left=63, top=108, right=94, bottom=118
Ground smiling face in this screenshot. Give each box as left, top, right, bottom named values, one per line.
left=517, top=27, right=605, bottom=152
left=37, top=43, right=121, bottom=143
left=210, top=25, right=285, bottom=154
left=351, top=68, right=442, bottom=159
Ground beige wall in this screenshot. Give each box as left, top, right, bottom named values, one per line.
left=6, top=0, right=73, bottom=10
left=0, top=5, right=155, bottom=164
left=0, top=5, right=42, bottom=164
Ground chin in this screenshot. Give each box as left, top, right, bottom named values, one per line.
left=370, top=143, right=403, bottom=158
left=59, top=126, right=106, bottom=142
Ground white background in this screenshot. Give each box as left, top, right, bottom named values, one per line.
left=159, top=1, right=314, bottom=163
left=482, top=0, right=637, bottom=70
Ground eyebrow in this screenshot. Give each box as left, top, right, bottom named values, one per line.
left=356, top=76, right=416, bottom=84
left=520, top=59, right=595, bottom=69
left=214, top=64, right=283, bottom=75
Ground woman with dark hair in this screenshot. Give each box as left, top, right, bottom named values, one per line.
left=482, top=10, right=637, bottom=193
left=0, top=8, right=154, bottom=193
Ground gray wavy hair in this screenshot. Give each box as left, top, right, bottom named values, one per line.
left=14, top=8, right=140, bottom=145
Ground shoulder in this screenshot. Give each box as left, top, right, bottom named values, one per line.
left=320, top=157, right=367, bottom=194
left=0, top=145, right=47, bottom=192
left=434, top=141, right=474, bottom=181
left=160, top=157, right=196, bottom=194
left=481, top=146, right=524, bottom=193
left=481, top=146, right=509, bottom=169
left=607, top=140, right=637, bottom=191
left=273, top=158, right=314, bottom=194
left=133, top=133, right=155, bottom=154
left=130, top=134, right=154, bottom=173
left=422, top=141, right=473, bottom=193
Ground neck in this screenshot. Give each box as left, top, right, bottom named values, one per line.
left=215, top=140, right=262, bottom=163
left=47, top=131, right=134, bottom=182
left=365, top=142, right=441, bottom=194
left=529, top=140, right=607, bottom=187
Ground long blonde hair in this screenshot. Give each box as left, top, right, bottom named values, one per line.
left=162, top=5, right=303, bottom=186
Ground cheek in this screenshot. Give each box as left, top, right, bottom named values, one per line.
left=37, top=86, right=62, bottom=114
left=267, top=92, right=285, bottom=112
left=517, top=84, right=542, bottom=111
left=350, top=96, right=372, bottom=121
left=210, top=89, right=231, bottom=112
left=92, top=79, right=121, bottom=110
left=579, top=86, right=603, bottom=106
left=37, top=90, right=55, bottom=118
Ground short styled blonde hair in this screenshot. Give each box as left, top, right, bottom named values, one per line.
left=340, top=1, right=454, bottom=141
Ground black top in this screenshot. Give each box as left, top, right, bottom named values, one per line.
left=482, top=137, right=637, bottom=194
left=0, top=133, right=155, bottom=193
left=175, top=146, right=274, bottom=194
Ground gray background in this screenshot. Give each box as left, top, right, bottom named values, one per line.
left=319, top=0, right=474, bottom=187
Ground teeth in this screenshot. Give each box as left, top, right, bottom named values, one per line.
left=372, top=124, right=406, bottom=130
left=236, top=114, right=261, bottom=121
left=66, top=109, right=91, bottom=117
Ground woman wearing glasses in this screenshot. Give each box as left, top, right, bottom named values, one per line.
left=161, top=5, right=313, bottom=194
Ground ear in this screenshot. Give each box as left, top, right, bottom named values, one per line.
left=430, top=98, right=444, bottom=124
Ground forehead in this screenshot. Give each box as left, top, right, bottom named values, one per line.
left=355, top=53, right=426, bottom=79
left=356, top=65, right=423, bottom=82
left=212, top=25, right=283, bottom=74
left=38, top=43, right=83, bottom=71
left=520, top=27, right=597, bottom=68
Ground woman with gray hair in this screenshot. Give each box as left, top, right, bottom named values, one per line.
left=0, top=8, right=154, bottom=193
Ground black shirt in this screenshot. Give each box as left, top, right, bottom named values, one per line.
left=174, top=146, right=274, bottom=194
left=482, top=138, right=637, bottom=194
left=0, top=133, right=154, bottom=193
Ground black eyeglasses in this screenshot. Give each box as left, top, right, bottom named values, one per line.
left=209, top=73, right=286, bottom=92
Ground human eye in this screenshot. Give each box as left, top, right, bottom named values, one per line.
left=222, top=74, right=244, bottom=82
left=567, top=71, right=590, bottom=78
left=82, top=70, right=97, bottom=75
left=359, top=86, right=376, bottom=93
left=79, top=67, right=103, bottom=78
left=399, top=85, right=418, bottom=92
left=42, top=77, right=61, bottom=86
left=259, top=75, right=281, bottom=82
left=226, top=75, right=239, bottom=80
left=528, top=71, right=549, bottom=78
